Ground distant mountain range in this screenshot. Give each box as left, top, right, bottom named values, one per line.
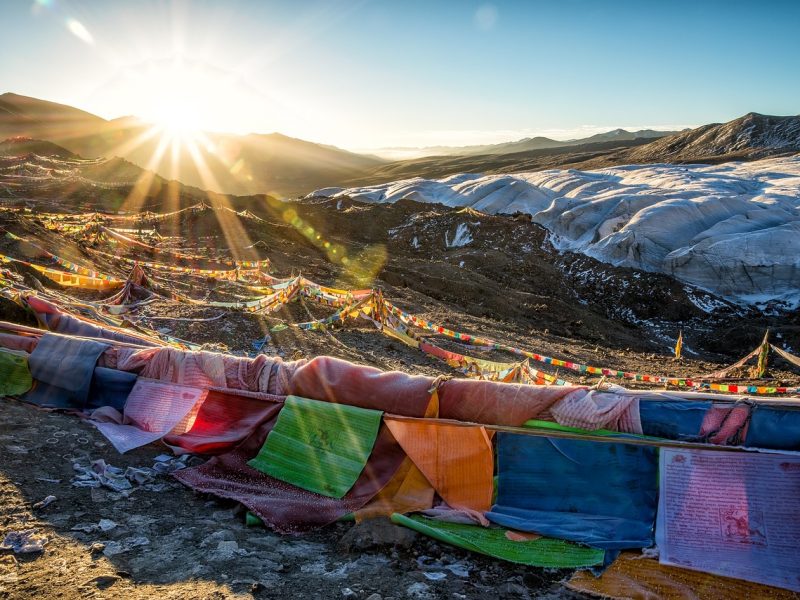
left=380, top=128, right=679, bottom=159
left=346, top=113, right=800, bottom=187
left=1, top=92, right=798, bottom=197
left=0, top=93, right=384, bottom=198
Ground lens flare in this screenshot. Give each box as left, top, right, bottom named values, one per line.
left=66, top=18, right=94, bottom=45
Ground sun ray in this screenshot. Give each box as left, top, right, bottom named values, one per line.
left=182, top=137, right=257, bottom=262
left=118, top=131, right=172, bottom=215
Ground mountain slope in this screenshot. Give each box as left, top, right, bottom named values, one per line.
left=576, top=128, right=677, bottom=144
left=0, top=136, right=78, bottom=159
left=0, top=93, right=386, bottom=197
left=0, top=93, right=106, bottom=157
left=624, top=113, right=800, bottom=163
left=351, top=113, right=799, bottom=187
left=344, top=138, right=659, bottom=186
left=311, top=156, right=800, bottom=305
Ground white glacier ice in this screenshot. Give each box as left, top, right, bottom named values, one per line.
left=311, top=157, right=800, bottom=304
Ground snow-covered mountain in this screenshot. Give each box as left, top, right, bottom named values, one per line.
left=310, top=156, right=800, bottom=306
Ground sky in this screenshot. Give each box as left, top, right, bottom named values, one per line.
left=2, top=0, right=800, bottom=153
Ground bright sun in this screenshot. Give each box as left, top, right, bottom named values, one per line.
left=131, top=59, right=226, bottom=137
left=153, top=96, right=202, bottom=137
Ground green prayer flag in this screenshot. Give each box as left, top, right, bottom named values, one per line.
left=247, top=395, right=383, bottom=498
left=245, top=512, right=264, bottom=528
left=270, top=323, right=288, bottom=332
left=523, top=419, right=657, bottom=441
left=391, top=514, right=605, bottom=568
left=0, top=349, right=33, bottom=397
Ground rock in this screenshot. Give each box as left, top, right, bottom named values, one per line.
left=497, top=582, right=530, bottom=598
left=338, top=518, right=418, bottom=553
left=214, top=540, right=246, bottom=559
left=102, top=541, right=124, bottom=557
left=98, top=519, right=117, bottom=532
left=0, top=529, right=48, bottom=554
left=201, top=530, right=236, bottom=547
left=32, top=495, right=57, bottom=509
left=365, top=594, right=382, bottom=600
left=100, top=536, right=148, bottom=557
left=90, top=542, right=105, bottom=554
left=125, top=536, right=150, bottom=549
left=445, top=563, right=470, bottom=578
left=83, top=575, right=119, bottom=590
left=341, top=588, right=357, bottom=598
left=212, top=510, right=236, bottom=521
left=405, top=582, right=431, bottom=599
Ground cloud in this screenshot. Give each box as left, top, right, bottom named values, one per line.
left=473, top=4, right=498, bottom=31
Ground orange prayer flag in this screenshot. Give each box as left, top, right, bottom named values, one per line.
left=384, top=418, right=494, bottom=512
left=352, top=385, right=441, bottom=521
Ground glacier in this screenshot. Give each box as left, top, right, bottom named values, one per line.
left=310, top=157, right=800, bottom=305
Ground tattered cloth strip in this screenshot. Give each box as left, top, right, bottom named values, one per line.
left=164, top=389, right=284, bottom=455
left=745, top=405, right=800, bottom=451
left=699, top=346, right=761, bottom=380
left=180, top=278, right=302, bottom=312
left=92, top=380, right=207, bottom=453
left=639, top=400, right=711, bottom=440
left=0, top=348, right=32, bottom=396
left=352, top=389, right=441, bottom=521
left=87, top=367, right=138, bottom=412
left=247, top=395, right=384, bottom=498
left=296, top=295, right=374, bottom=330
left=0, top=250, right=122, bottom=289
left=391, top=514, right=605, bottom=569
left=99, top=226, right=270, bottom=270
left=4, top=231, right=119, bottom=281
left=698, top=401, right=752, bottom=445
left=102, top=264, right=155, bottom=307
left=92, top=249, right=250, bottom=280
left=523, top=363, right=570, bottom=386
left=384, top=301, right=799, bottom=395
left=29, top=263, right=123, bottom=290
left=384, top=418, right=494, bottom=512
left=523, top=419, right=651, bottom=441
left=23, top=332, right=109, bottom=408
left=287, top=357, right=642, bottom=431
left=174, top=363, right=437, bottom=534
left=24, top=294, right=161, bottom=347
left=291, top=356, right=568, bottom=425
left=771, top=344, right=800, bottom=371
left=286, top=356, right=436, bottom=417
left=550, top=389, right=642, bottom=433
left=0, top=331, right=37, bottom=353
left=174, top=420, right=407, bottom=535
left=115, top=346, right=299, bottom=394
left=487, top=433, right=658, bottom=550
left=565, top=552, right=800, bottom=600
left=352, top=457, right=434, bottom=521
